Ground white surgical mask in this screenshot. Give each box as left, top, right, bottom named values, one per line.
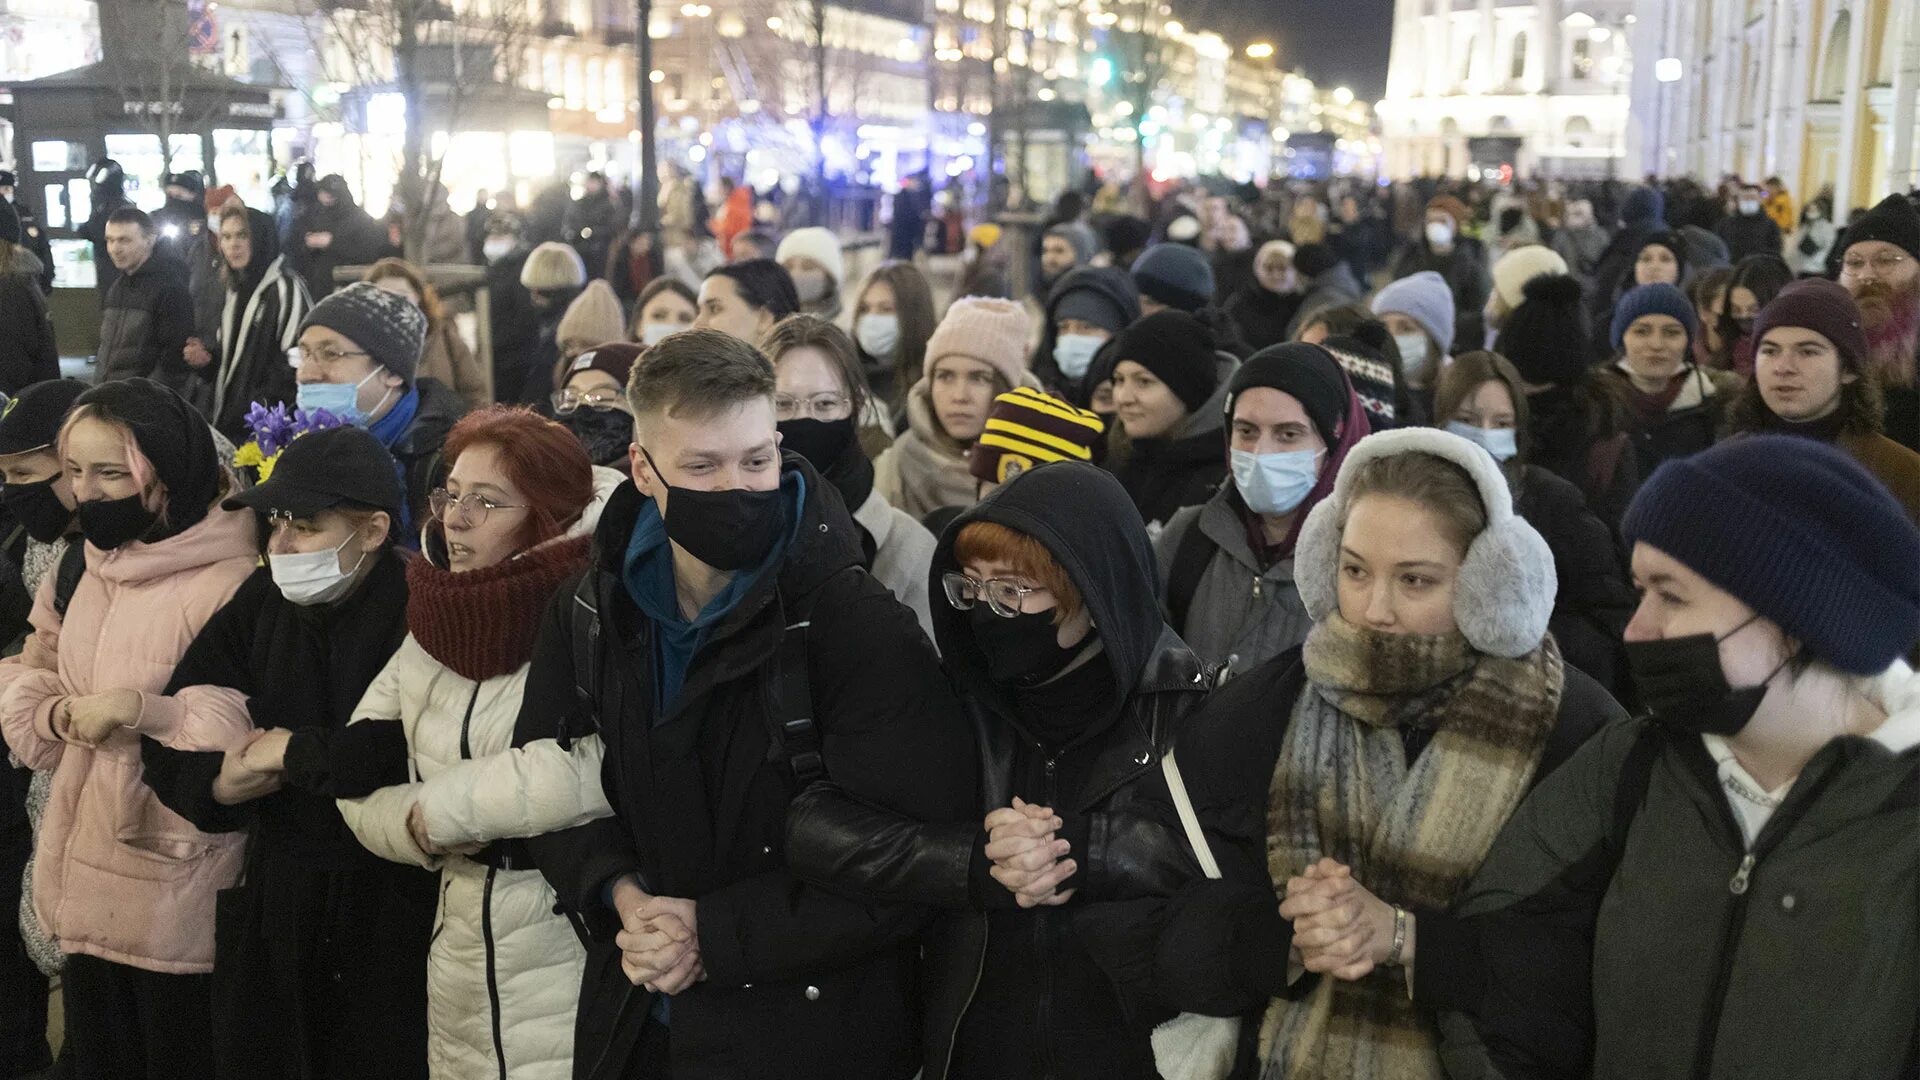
left=856, top=313, right=900, bottom=359
left=1445, top=420, right=1518, bottom=462
left=793, top=271, right=830, bottom=305
left=1231, top=447, right=1323, bottom=515
left=641, top=321, right=681, bottom=347
left=269, top=532, right=367, bottom=606
left=1425, top=221, right=1455, bottom=249
left=483, top=236, right=515, bottom=262
left=1394, top=332, right=1434, bottom=386
left=1738, top=199, right=1761, bottom=216
left=1053, top=333, right=1104, bottom=380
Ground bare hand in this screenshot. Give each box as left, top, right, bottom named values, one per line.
left=183, top=338, right=213, bottom=369
left=212, top=732, right=282, bottom=806
left=242, top=728, right=292, bottom=773
left=1286, top=859, right=1399, bottom=981
left=65, top=689, right=142, bottom=746
left=306, top=231, right=333, bottom=250
left=985, top=798, right=1076, bottom=908
left=406, top=801, right=443, bottom=856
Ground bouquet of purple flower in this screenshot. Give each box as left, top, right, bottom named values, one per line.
left=234, top=402, right=348, bottom=481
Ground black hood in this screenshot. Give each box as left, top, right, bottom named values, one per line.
left=231, top=206, right=283, bottom=296
left=930, top=460, right=1165, bottom=708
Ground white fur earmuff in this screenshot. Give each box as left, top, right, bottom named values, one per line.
left=1294, top=428, right=1557, bottom=658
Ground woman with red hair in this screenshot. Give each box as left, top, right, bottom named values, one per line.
left=338, top=405, right=620, bottom=1080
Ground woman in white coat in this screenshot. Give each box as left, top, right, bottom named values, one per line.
left=339, top=406, right=611, bottom=1080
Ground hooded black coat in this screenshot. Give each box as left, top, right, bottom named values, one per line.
left=516, top=458, right=976, bottom=1080
left=788, top=461, right=1219, bottom=1080
left=291, top=180, right=386, bottom=301
left=141, top=555, right=438, bottom=1080
left=200, top=207, right=311, bottom=441
left=1030, top=268, right=1142, bottom=406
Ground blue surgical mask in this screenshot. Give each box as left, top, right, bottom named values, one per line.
left=1393, top=332, right=1433, bottom=386
left=1053, top=333, right=1104, bottom=380
left=1231, top=447, right=1322, bottom=515
left=296, top=365, right=387, bottom=426
left=1445, top=420, right=1519, bottom=462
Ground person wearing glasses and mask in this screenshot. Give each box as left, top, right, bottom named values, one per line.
left=337, top=406, right=614, bottom=1080
left=138, top=426, right=438, bottom=1080
left=786, top=459, right=1221, bottom=1080
left=761, top=315, right=937, bottom=637
left=289, top=282, right=470, bottom=533
left=552, top=342, right=642, bottom=468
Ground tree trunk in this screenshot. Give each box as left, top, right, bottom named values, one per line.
left=812, top=0, right=828, bottom=195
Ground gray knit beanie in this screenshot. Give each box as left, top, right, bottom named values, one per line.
left=299, top=281, right=427, bottom=386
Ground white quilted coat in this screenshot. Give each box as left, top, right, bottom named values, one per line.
left=337, top=467, right=623, bottom=1080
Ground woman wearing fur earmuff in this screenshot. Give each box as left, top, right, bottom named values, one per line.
left=1112, top=427, right=1627, bottom=1079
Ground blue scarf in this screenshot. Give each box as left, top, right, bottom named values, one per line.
left=367, top=386, right=422, bottom=541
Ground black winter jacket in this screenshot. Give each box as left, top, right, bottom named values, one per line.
left=0, top=267, right=59, bottom=394
left=518, top=460, right=976, bottom=1080
left=1386, top=238, right=1491, bottom=349
left=141, top=555, right=438, bottom=1080
left=1526, top=381, right=1642, bottom=537
left=1511, top=465, right=1634, bottom=698
left=1111, top=645, right=1623, bottom=1077
left=789, top=461, right=1220, bottom=1080
left=386, top=377, right=467, bottom=531
left=1109, top=363, right=1234, bottom=532
left=96, top=255, right=195, bottom=386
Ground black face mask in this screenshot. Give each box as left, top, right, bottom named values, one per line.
left=1624, top=614, right=1787, bottom=736
left=564, top=409, right=636, bottom=467
left=643, top=449, right=788, bottom=572
left=75, top=493, right=158, bottom=551
left=777, top=418, right=856, bottom=471
left=969, top=605, right=1082, bottom=688
left=1, top=477, right=74, bottom=543
left=1732, top=317, right=1756, bottom=337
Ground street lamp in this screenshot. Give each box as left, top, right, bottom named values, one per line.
left=1246, top=42, right=1274, bottom=60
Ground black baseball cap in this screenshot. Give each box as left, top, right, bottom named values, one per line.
left=0, top=379, right=89, bottom=457
left=224, top=426, right=404, bottom=521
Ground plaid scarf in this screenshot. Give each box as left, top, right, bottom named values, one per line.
left=1258, top=613, right=1562, bottom=1080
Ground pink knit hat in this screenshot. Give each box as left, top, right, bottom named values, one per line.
left=925, top=297, right=1031, bottom=389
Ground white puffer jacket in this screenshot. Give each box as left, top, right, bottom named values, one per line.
left=338, top=467, right=622, bottom=1080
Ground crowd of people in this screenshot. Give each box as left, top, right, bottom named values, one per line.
left=0, top=155, right=1916, bottom=1080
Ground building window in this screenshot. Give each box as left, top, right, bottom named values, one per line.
left=1565, top=115, right=1593, bottom=147
left=1510, top=30, right=1527, bottom=82
left=1571, top=37, right=1593, bottom=79
left=1816, top=11, right=1849, bottom=100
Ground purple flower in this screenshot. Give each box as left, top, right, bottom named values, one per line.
left=245, top=401, right=298, bottom=456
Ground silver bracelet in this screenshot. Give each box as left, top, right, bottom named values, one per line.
left=1385, top=906, right=1408, bottom=967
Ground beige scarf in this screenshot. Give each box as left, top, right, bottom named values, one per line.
left=1258, top=613, right=1563, bottom=1080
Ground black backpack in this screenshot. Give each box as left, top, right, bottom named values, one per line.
left=559, top=568, right=835, bottom=785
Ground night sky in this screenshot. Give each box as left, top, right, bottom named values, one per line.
left=1177, top=0, right=1397, bottom=101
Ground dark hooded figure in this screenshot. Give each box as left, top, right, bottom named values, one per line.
left=202, top=203, right=313, bottom=441
left=789, top=460, right=1220, bottom=1080
left=291, top=175, right=385, bottom=302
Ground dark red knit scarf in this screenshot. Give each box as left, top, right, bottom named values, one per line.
left=405, top=535, right=592, bottom=681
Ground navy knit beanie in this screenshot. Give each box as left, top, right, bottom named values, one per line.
left=1610, top=282, right=1697, bottom=353
left=1131, top=242, right=1216, bottom=312
left=1623, top=435, right=1920, bottom=674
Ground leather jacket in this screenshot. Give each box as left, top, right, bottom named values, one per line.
left=788, top=627, right=1218, bottom=1080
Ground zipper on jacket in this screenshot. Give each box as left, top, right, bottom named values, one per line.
left=1251, top=573, right=1262, bottom=600
left=457, top=682, right=481, bottom=761
left=482, top=865, right=508, bottom=1080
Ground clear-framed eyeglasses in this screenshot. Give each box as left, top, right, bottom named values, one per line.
left=286, top=344, right=373, bottom=370
left=551, top=387, right=630, bottom=415
left=1840, top=251, right=1910, bottom=279
left=428, top=488, right=529, bottom=527
left=942, top=572, right=1046, bottom=619
left=774, top=392, right=851, bottom=422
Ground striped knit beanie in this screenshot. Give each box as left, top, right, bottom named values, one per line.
left=969, top=387, right=1106, bottom=484
left=1322, top=331, right=1398, bottom=431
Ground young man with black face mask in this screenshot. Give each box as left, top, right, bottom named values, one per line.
left=786, top=460, right=1221, bottom=1080
left=515, top=327, right=975, bottom=1080
left=1431, top=436, right=1920, bottom=1080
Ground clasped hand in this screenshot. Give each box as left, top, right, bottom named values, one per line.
left=1280, top=857, right=1405, bottom=982
left=612, top=877, right=704, bottom=995
left=53, top=689, right=142, bottom=747
left=212, top=728, right=289, bottom=806
left=984, top=796, right=1076, bottom=908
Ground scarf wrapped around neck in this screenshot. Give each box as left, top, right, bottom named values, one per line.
left=406, top=535, right=592, bottom=681
left=1258, top=612, right=1562, bottom=1080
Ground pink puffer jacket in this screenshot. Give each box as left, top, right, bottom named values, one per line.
left=0, top=505, right=258, bottom=974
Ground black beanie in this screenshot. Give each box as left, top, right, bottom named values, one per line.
left=1112, top=311, right=1219, bottom=414
left=1633, top=231, right=1689, bottom=284
left=1840, top=193, right=1920, bottom=261
left=1495, top=273, right=1590, bottom=387
left=1293, top=243, right=1340, bottom=278
left=1226, top=343, right=1350, bottom=448
left=71, top=378, right=221, bottom=540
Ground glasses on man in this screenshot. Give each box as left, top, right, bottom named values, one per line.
left=774, top=392, right=851, bottom=422
left=287, top=344, right=372, bottom=369
left=551, top=387, right=630, bottom=415
left=942, top=572, right=1046, bottom=619
left=428, top=488, right=529, bottom=527
left=1840, top=252, right=1910, bottom=278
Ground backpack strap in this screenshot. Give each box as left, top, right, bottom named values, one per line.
left=561, top=571, right=601, bottom=751
left=51, top=542, right=86, bottom=620
left=773, top=614, right=823, bottom=784
left=1603, top=722, right=1664, bottom=865
left=1163, top=516, right=1217, bottom=636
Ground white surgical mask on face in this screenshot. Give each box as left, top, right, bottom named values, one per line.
left=1425, top=221, right=1455, bottom=249
left=269, top=532, right=367, bottom=606
left=1053, top=333, right=1104, bottom=380
left=856, top=313, right=901, bottom=359
left=641, top=321, right=681, bottom=346
left=1394, top=332, right=1434, bottom=386
left=794, top=271, right=830, bottom=305
left=483, top=236, right=515, bottom=262
left=1738, top=199, right=1761, bottom=216
left=1445, top=420, right=1518, bottom=462
left=1231, top=447, right=1323, bottom=515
